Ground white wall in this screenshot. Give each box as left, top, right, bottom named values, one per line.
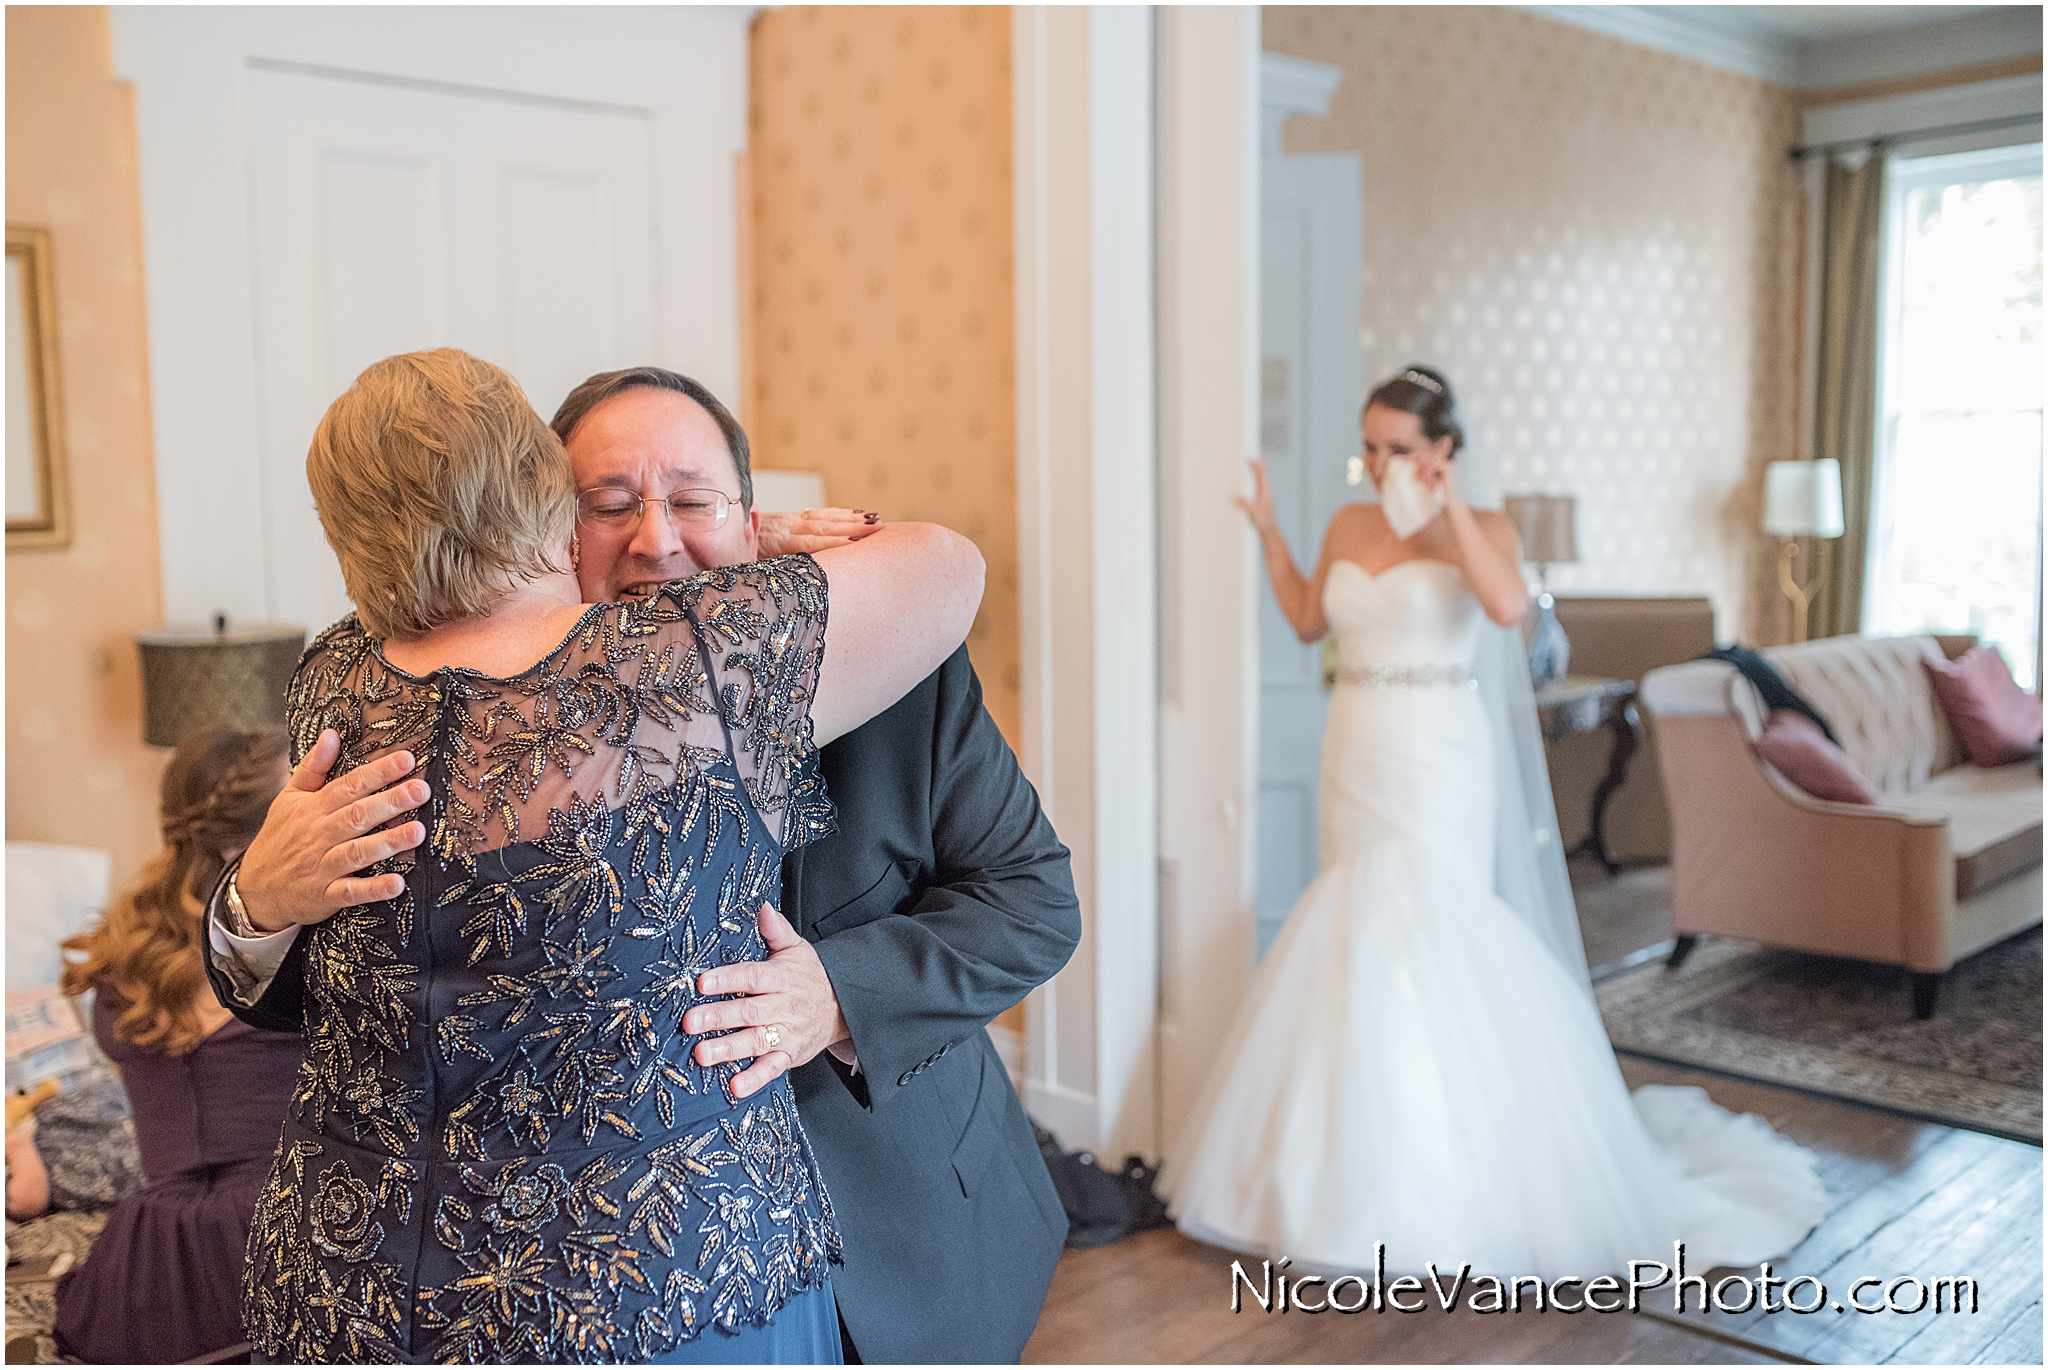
left=113, top=7, right=750, bottom=631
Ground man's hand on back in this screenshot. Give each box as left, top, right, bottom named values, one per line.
left=235, top=729, right=430, bottom=933
left=756, top=507, right=882, bottom=557
left=686, top=904, right=855, bottom=1100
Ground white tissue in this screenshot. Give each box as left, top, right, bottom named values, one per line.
left=1378, top=457, right=1444, bottom=539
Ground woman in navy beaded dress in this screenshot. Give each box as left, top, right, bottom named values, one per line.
left=216, top=348, right=984, bottom=1363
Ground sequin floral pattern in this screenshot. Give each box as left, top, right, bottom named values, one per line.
left=243, top=557, right=841, bottom=1363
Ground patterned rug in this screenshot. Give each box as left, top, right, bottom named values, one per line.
left=1597, top=928, right=2042, bottom=1143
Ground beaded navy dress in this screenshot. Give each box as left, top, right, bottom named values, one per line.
left=242, top=556, right=843, bottom=1363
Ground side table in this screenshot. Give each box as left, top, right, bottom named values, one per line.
left=1533, top=674, right=1641, bottom=876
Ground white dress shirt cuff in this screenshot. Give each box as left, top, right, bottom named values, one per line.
left=207, top=915, right=301, bottom=1007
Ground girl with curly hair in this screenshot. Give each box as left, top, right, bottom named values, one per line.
left=36, top=726, right=302, bottom=1363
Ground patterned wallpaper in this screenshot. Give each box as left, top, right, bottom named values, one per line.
left=747, top=6, right=1021, bottom=741
left=7, top=7, right=171, bottom=886
left=1265, top=6, right=1806, bottom=643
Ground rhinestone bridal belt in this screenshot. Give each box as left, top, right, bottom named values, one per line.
left=1333, top=662, right=1476, bottom=689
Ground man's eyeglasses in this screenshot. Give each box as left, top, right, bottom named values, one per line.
left=575, top=488, right=734, bottom=532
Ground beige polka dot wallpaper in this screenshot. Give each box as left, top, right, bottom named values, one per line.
left=747, top=6, right=1021, bottom=744
left=1264, top=6, right=1806, bottom=644
left=7, top=7, right=170, bottom=885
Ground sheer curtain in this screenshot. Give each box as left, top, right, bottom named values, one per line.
left=1864, top=147, right=2043, bottom=686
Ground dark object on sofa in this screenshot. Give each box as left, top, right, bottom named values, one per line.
left=1699, top=645, right=1840, bottom=745
left=1033, top=1121, right=1170, bottom=1249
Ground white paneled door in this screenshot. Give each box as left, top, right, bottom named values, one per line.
left=246, top=66, right=657, bottom=634
left=1255, top=151, right=1362, bottom=952
left=113, top=8, right=749, bottom=637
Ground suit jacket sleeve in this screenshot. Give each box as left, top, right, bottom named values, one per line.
left=201, top=856, right=313, bottom=1035
left=810, top=651, right=1081, bottom=1111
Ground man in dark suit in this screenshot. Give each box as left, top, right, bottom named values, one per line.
left=205, top=367, right=1079, bottom=1363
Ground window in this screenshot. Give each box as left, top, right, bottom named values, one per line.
left=1866, top=143, right=2043, bottom=688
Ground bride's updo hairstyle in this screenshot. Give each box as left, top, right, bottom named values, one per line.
left=306, top=348, right=574, bottom=641
left=1365, top=364, right=1465, bottom=457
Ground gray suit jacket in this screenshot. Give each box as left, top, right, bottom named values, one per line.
left=784, top=645, right=1078, bottom=1363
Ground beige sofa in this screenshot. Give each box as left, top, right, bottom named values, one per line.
left=1640, top=634, right=2042, bottom=1018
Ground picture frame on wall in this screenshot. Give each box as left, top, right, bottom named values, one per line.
left=8, top=224, right=70, bottom=551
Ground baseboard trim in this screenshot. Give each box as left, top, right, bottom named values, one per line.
left=1024, top=1080, right=1098, bottom=1154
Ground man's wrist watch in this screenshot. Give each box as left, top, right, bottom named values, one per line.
left=223, top=868, right=264, bottom=938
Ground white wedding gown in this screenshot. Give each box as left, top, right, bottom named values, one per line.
left=1160, top=558, right=1828, bottom=1276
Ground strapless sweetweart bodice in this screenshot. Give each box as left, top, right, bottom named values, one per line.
left=1321, top=558, right=1486, bottom=678
left=243, top=556, right=843, bottom=1364
left=1315, top=558, right=1493, bottom=872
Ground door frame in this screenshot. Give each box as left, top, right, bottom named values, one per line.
left=112, top=7, right=750, bottom=628
left=1008, top=5, right=1261, bottom=1162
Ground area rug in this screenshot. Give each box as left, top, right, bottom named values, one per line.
left=1596, top=928, right=2042, bottom=1143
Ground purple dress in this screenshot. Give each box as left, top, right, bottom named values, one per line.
left=53, top=986, right=302, bottom=1364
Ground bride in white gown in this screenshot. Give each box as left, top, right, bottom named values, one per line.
left=1160, top=365, right=1828, bottom=1277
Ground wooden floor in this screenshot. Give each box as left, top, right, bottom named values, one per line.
left=1023, top=1055, right=2043, bottom=1365
left=1571, top=860, right=1678, bottom=975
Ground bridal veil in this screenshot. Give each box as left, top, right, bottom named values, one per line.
left=1456, top=447, right=1590, bottom=992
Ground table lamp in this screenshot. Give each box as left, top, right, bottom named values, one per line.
left=1504, top=493, right=1578, bottom=686
left=1762, top=459, right=1844, bottom=644
left=136, top=617, right=305, bottom=747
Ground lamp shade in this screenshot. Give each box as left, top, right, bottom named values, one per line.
left=1762, top=459, right=1845, bottom=538
left=136, top=621, right=305, bottom=747
left=1503, top=494, right=1578, bottom=564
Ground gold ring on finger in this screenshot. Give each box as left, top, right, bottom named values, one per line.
left=762, top=1024, right=782, bottom=1052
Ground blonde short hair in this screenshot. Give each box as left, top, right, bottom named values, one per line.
left=306, top=349, right=574, bottom=641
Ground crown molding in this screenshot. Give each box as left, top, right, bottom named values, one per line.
left=1524, top=5, right=2042, bottom=91
left=1260, top=51, right=1344, bottom=155
left=1261, top=51, right=1343, bottom=116
left=1524, top=5, right=1797, bottom=84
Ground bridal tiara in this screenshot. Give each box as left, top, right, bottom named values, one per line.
left=1401, top=369, right=1446, bottom=397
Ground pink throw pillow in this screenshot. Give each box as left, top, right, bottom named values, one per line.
left=1754, top=711, right=1881, bottom=805
left=1925, top=647, right=2045, bottom=767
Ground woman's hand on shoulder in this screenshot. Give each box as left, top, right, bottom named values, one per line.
left=757, top=507, right=883, bottom=557
left=809, top=522, right=985, bottom=745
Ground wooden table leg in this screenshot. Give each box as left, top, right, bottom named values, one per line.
left=1573, top=697, right=1641, bottom=876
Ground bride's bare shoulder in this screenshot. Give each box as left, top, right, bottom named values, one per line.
left=1472, top=507, right=1522, bottom=551
left=1323, top=502, right=1389, bottom=551
left=1325, top=501, right=1388, bottom=531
